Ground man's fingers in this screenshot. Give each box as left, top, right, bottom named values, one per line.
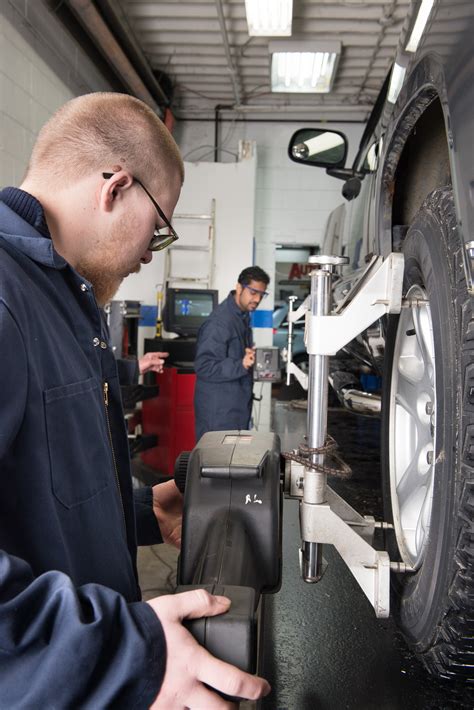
left=155, top=351, right=169, bottom=358
left=173, top=589, right=231, bottom=621
left=185, top=683, right=236, bottom=710
left=195, top=647, right=271, bottom=701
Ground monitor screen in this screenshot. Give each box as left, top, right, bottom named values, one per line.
left=164, top=288, right=218, bottom=336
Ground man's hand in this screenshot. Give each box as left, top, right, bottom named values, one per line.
left=148, top=590, right=271, bottom=709
left=242, top=347, right=255, bottom=370
left=139, top=351, right=169, bottom=375
left=152, top=480, right=183, bottom=549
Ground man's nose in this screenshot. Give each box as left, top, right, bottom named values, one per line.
left=141, top=250, right=153, bottom=265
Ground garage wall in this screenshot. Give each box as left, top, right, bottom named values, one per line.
left=175, top=119, right=364, bottom=247
left=175, top=119, right=365, bottom=429
left=0, top=0, right=112, bottom=187
left=114, top=153, right=257, bottom=356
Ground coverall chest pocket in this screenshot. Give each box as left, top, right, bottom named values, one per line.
left=44, top=377, right=111, bottom=508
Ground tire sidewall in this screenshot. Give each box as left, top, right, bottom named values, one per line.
left=381, top=195, right=459, bottom=652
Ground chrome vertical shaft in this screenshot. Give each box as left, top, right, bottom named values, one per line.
left=301, top=263, right=332, bottom=582
left=286, top=296, right=297, bottom=386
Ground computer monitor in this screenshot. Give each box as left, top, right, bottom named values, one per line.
left=163, top=288, right=218, bottom=337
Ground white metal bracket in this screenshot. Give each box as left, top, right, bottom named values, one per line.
left=286, top=361, right=308, bottom=390
left=300, top=496, right=391, bottom=617
left=282, top=253, right=407, bottom=617
left=289, top=254, right=404, bottom=357
left=285, top=459, right=389, bottom=616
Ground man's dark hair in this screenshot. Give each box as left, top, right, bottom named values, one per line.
left=238, top=266, right=270, bottom=287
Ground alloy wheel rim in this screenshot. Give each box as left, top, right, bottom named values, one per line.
left=388, top=284, right=436, bottom=569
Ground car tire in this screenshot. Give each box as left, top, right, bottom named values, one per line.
left=381, top=187, right=474, bottom=680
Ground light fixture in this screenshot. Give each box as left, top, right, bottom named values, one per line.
left=270, top=40, right=341, bottom=93
left=405, top=0, right=434, bottom=53
left=387, top=61, right=407, bottom=104
left=245, top=0, right=293, bottom=37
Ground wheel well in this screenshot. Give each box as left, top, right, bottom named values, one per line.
left=391, top=99, right=451, bottom=235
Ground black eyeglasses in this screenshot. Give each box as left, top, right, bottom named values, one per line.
left=102, top=172, right=179, bottom=252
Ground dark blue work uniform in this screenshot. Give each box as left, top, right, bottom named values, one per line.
left=194, top=291, right=253, bottom=439
left=0, top=189, right=165, bottom=708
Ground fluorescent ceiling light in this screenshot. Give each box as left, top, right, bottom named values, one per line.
left=270, top=41, right=341, bottom=93
left=387, top=62, right=406, bottom=104
left=405, top=0, right=434, bottom=53
left=245, top=0, right=293, bottom=37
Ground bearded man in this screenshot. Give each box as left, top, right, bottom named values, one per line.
left=0, top=92, right=269, bottom=709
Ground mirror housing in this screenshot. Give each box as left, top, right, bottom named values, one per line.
left=342, top=177, right=362, bottom=201
left=288, top=128, right=348, bottom=169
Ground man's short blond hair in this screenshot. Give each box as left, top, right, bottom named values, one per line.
left=26, top=92, right=184, bottom=189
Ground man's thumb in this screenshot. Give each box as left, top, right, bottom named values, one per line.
left=175, top=589, right=231, bottom=621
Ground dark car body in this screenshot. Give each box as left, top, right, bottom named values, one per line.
left=288, top=0, right=474, bottom=682
left=316, top=1, right=474, bottom=308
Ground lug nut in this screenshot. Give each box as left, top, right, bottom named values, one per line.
left=426, top=450, right=434, bottom=465
left=425, top=401, right=433, bottom=415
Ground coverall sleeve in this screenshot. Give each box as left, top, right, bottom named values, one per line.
left=0, top=302, right=165, bottom=708
left=134, top=486, right=164, bottom=546
left=116, top=356, right=140, bottom=385
left=194, top=318, right=248, bottom=383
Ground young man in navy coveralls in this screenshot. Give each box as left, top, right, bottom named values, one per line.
left=194, top=266, right=270, bottom=439
left=0, top=93, right=270, bottom=708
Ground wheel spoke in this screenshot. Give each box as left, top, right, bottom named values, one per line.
left=395, top=372, right=419, bottom=420
left=396, top=458, right=422, bottom=512
left=411, top=306, right=435, bottom=386
left=389, top=285, right=437, bottom=567
left=414, top=480, right=434, bottom=555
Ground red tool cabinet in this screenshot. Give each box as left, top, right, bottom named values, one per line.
left=141, top=367, right=196, bottom=476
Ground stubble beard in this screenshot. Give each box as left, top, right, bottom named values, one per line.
left=75, top=221, right=142, bottom=307
left=75, top=258, right=123, bottom=306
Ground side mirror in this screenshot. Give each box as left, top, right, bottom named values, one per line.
left=288, top=128, right=348, bottom=168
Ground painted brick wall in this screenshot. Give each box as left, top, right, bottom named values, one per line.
left=0, top=1, right=112, bottom=187
left=0, top=15, right=69, bottom=185
left=175, top=119, right=364, bottom=250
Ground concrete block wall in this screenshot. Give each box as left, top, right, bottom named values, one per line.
left=0, top=0, right=112, bottom=187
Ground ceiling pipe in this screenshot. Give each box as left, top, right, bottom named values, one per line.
left=214, top=104, right=234, bottom=162
left=95, top=0, right=171, bottom=106
left=65, top=0, right=165, bottom=113
left=214, top=0, right=241, bottom=106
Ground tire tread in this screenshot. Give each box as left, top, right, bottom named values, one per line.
left=418, top=188, right=474, bottom=681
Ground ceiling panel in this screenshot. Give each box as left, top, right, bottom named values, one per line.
left=115, top=0, right=411, bottom=121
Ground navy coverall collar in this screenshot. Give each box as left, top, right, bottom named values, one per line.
left=228, top=289, right=250, bottom=322
left=0, top=187, right=67, bottom=270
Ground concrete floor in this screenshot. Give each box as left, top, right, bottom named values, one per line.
left=136, top=395, right=474, bottom=709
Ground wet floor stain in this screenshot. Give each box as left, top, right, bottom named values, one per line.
left=261, top=400, right=474, bottom=710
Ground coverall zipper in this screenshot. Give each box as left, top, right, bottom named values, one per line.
left=103, top=381, right=127, bottom=533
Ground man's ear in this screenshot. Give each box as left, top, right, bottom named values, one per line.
left=99, top=170, right=134, bottom=213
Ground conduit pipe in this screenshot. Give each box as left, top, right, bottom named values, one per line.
left=215, top=0, right=241, bottom=106
left=66, top=0, right=165, bottom=112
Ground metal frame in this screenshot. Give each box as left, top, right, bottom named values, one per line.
left=284, top=253, right=408, bottom=617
